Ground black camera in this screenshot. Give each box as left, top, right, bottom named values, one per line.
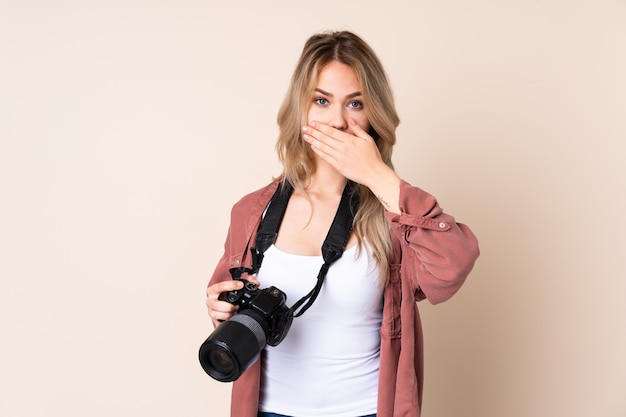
left=198, top=278, right=293, bottom=382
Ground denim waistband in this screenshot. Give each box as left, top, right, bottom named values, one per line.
left=258, top=413, right=376, bottom=417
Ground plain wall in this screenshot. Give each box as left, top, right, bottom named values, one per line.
left=1, top=1, right=624, bottom=416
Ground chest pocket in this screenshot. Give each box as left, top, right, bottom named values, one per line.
left=381, top=263, right=402, bottom=338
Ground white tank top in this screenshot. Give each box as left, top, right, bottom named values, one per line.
left=256, top=243, right=383, bottom=417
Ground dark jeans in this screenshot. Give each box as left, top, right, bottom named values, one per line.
left=258, top=413, right=376, bottom=417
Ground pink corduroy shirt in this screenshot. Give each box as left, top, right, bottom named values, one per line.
left=207, top=179, right=479, bottom=417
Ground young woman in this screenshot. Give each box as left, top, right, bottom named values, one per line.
left=205, top=30, right=479, bottom=417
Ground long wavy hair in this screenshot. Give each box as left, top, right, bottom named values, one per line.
left=275, top=30, right=400, bottom=281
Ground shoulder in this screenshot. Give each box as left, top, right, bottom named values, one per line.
left=230, top=180, right=280, bottom=217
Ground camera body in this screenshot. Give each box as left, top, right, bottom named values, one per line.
left=198, top=278, right=293, bottom=382
left=218, top=278, right=292, bottom=346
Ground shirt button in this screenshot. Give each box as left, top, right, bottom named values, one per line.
left=235, top=260, right=240, bottom=265
left=438, top=222, right=446, bottom=229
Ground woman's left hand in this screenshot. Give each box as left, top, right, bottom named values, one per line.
left=302, top=119, right=386, bottom=187
left=303, top=119, right=402, bottom=213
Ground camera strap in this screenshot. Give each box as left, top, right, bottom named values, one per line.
left=247, top=180, right=360, bottom=318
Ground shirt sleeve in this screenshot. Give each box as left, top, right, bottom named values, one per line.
left=385, top=180, right=480, bottom=304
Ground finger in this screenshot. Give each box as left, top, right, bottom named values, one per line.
left=303, top=124, right=344, bottom=156
left=206, top=279, right=244, bottom=297
left=207, top=298, right=239, bottom=325
left=210, top=299, right=239, bottom=314
left=302, top=128, right=337, bottom=153
left=246, top=275, right=261, bottom=286
left=305, top=134, right=339, bottom=165
left=307, top=121, right=347, bottom=143
left=348, top=118, right=372, bottom=140
left=303, top=133, right=335, bottom=157
left=210, top=310, right=236, bottom=323
left=310, top=120, right=371, bottom=142
left=209, top=306, right=237, bottom=326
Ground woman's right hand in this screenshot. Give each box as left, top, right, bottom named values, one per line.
left=206, top=277, right=261, bottom=328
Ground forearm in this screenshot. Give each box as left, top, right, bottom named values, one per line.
left=364, top=164, right=402, bottom=214
left=386, top=180, right=480, bottom=303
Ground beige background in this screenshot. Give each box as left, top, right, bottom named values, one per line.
left=1, top=1, right=625, bottom=416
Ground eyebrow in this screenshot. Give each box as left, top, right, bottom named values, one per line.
left=314, top=88, right=363, bottom=99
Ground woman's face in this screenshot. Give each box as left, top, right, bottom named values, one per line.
left=306, top=61, right=371, bottom=134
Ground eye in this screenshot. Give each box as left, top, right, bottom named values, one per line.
left=348, top=100, right=363, bottom=109
left=314, top=97, right=329, bottom=106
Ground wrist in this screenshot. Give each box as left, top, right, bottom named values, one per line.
left=366, top=165, right=402, bottom=214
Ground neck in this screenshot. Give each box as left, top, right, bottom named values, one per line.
left=305, top=160, right=347, bottom=196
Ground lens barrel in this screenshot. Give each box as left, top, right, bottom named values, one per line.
left=198, top=309, right=269, bottom=382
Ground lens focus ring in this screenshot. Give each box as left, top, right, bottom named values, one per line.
left=229, top=311, right=266, bottom=350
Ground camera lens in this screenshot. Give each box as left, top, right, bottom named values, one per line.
left=207, top=348, right=234, bottom=375
left=198, top=309, right=269, bottom=382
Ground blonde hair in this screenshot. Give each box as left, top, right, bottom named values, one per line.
left=275, top=30, right=400, bottom=281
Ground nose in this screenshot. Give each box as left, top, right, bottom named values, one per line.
left=328, top=107, right=348, bottom=131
